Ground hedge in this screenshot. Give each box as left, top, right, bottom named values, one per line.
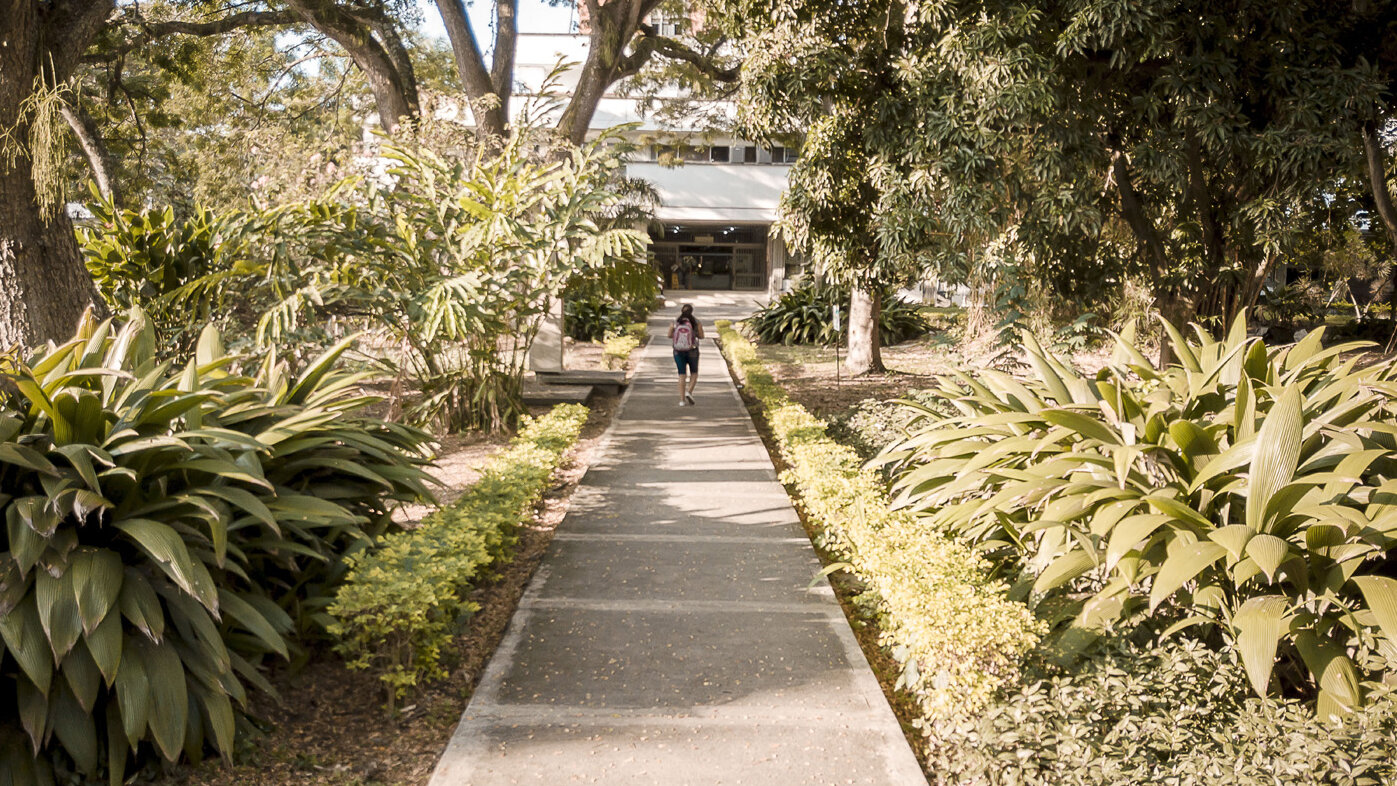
left=715, top=322, right=1042, bottom=727
left=328, top=403, right=589, bottom=707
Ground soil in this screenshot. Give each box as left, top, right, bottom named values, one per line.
left=149, top=343, right=633, bottom=786
left=754, top=334, right=971, bottom=417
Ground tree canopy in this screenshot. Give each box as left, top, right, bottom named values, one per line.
left=722, top=0, right=1397, bottom=342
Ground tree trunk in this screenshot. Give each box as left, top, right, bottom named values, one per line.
left=490, top=0, right=518, bottom=124
left=1, top=1, right=109, bottom=348
left=282, top=0, right=417, bottom=131
left=61, top=102, right=121, bottom=206
left=1362, top=123, right=1397, bottom=319
left=557, top=25, right=623, bottom=146
left=845, top=286, right=885, bottom=376
left=435, top=0, right=508, bottom=138
left=1112, top=150, right=1186, bottom=366
left=557, top=0, right=664, bottom=145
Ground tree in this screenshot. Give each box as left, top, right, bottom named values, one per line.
left=778, top=111, right=896, bottom=374
left=0, top=0, right=114, bottom=348
left=1, top=0, right=433, bottom=347
left=435, top=0, right=739, bottom=144
left=721, top=0, right=913, bottom=374
left=722, top=0, right=1397, bottom=353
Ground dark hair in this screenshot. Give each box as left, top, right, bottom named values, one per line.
left=677, top=303, right=697, bottom=328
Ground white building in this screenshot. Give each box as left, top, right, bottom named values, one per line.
left=513, top=32, right=803, bottom=296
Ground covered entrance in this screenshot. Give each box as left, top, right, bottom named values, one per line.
left=649, top=224, right=768, bottom=291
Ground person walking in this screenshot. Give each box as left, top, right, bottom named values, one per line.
left=668, top=303, right=704, bottom=406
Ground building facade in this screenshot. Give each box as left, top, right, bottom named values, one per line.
left=513, top=32, right=803, bottom=296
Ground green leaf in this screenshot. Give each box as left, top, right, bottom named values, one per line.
left=60, top=640, right=101, bottom=712
left=1207, top=524, right=1253, bottom=560
left=69, top=548, right=123, bottom=635
left=118, top=570, right=165, bottom=643
left=107, top=700, right=130, bottom=786
left=195, top=325, right=225, bottom=368
left=1168, top=420, right=1219, bottom=460
left=113, top=519, right=217, bottom=611
left=1351, top=575, right=1397, bottom=646
left=1149, top=541, right=1227, bottom=611
left=143, top=639, right=189, bottom=761
left=84, top=608, right=122, bottom=685
left=217, top=589, right=288, bottom=658
left=1232, top=595, right=1291, bottom=697
left=35, top=569, right=83, bottom=661
left=49, top=680, right=98, bottom=774
left=0, top=597, right=54, bottom=694
left=1041, top=409, right=1121, bottom=445
left=16, top=673, right=50, bottom=754
left=114, top=636, right=150, bottom=747
left=1294, top=631, right=1361, bottom=721
left=1034, top=550, right=1096, bottom=594
left=1247, top=386, right=1302, bottom=532
left=1243, top=534, right=1291, bottom=583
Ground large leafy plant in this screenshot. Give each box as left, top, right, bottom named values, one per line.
left=0, top=312, right=432, bottom=784
left=255, top=128, right=648, bottom=432
left=747, top=283, right=929, bottom=346
left=883, top=316, right=1397, bottom=716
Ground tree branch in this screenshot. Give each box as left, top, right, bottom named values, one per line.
left=624, top=25, right=741, bottom=83
left=141, top=9, right=298, bottom=38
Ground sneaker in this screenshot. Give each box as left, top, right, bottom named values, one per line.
left=685, top=394, right=695, bottom=406
left=678, top=400, right=687, bottom=407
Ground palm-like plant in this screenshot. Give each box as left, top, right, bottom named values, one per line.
left=251, top=125, right=648, bottom=432
left=882, top=315, right=1397, bottom=717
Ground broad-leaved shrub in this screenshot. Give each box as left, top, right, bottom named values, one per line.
left=882, top=316, right=1397, bottom=715
left=747, top=284, right=929, bottom=346
left=0, top=311, right=433, bottom=785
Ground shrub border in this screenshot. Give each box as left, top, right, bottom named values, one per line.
left=715, top=321, right=1043, bottom=732
left=328, top=403, right=590, bottom=707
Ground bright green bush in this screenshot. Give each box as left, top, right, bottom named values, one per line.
left=602, top=330, right=644, bottom=369
left=716, top=324, right=1041, bottom=723
left=747, top=283, right=930, bottom=346
left=0, top=312, right=433, bottom=785
left=882, top=316, right=1397, bottom=715
left=329, top=404, right=588, bottom=708
left=928, top=638, right=1397, bottom=785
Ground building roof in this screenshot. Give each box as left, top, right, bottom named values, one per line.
left=627, top=162, right=791, bottom=223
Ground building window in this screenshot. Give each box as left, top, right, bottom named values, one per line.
left=709, top=146, right=730, bottom=163
left=769, top=145, right=799, bottom=164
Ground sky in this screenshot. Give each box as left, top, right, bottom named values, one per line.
left=416, top=0, right=577, bottom=43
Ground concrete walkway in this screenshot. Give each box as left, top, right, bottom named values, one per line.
left=429, top=294, right=926, bottom=785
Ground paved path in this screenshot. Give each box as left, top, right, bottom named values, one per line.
left=429, top=294, right=926, bottom=785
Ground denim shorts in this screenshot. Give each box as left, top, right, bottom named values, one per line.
left=673, top=348, right=699, bottom=374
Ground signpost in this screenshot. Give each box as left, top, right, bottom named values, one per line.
left=832, top=304, right=841, bottom=388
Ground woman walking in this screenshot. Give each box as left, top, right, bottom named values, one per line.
left=668, top=303, right=704, bottom=406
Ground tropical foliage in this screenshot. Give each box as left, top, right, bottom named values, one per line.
left=747, top=284, right=929, bottom=346
left=79, top=125, right=649, bottom=433
left=329, top=404, right=588, bottom=708
left=0, top=311, right=432, bottom=784
left=882, top=316, right=1397, bottom=716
